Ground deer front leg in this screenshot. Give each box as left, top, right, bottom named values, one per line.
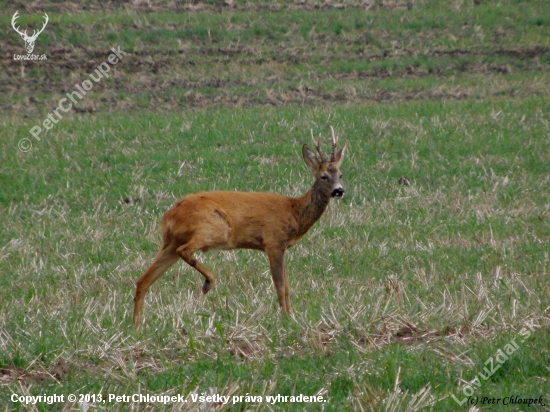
left=283, top=265, right=291, bottom=313
left=267, top=250, right=290, bottom=314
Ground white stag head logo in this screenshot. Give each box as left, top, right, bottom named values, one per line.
left=11, top=11, right=49, bottom=54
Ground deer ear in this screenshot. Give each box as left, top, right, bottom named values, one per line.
left=333, top=144, right=346, bottom=168
left=302, top=144, right=318, bottom=170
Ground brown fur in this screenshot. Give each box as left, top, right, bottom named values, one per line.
left=133, top=135, right=345, bottom=327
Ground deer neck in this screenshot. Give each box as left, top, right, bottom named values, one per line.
left=293, top=181, right=331, bottom=236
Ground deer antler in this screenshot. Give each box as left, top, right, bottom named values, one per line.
left=310, top=129, right=327, bottom=163
left=11, top=11, right=48, bottom=40
left=32, top=13, right=49, bottom=40
left=309, top=127, right=341, bottom=163
left=330, top=126, right=338, bottom=162
left=11, top=11, right=27, bottom=37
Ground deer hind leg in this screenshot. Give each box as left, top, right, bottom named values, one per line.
left=176, top=240, right=218, bottom=294
left=133, top=245, right=179, bottom=327
left=175, top=208, right=233, bottom=294
left=267, top=251, right=290, bottom=314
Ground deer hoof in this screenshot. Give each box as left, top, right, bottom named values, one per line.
left=202, top=279, right=214, bottom=294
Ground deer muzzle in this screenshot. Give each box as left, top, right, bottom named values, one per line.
left=331, top=187, right=345, bottom=198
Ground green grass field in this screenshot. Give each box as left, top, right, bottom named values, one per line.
left=1, top=0, right=549, bottom=410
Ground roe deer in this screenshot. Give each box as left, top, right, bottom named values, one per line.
left=133, top=127, right=346, bottom=327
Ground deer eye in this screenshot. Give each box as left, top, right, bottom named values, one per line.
left=339, top=174, right=343, bottom=179
left=321, top=175, right=328, bottom=180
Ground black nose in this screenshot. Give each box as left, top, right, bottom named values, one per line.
left=332, top=188, right=345, bottom=198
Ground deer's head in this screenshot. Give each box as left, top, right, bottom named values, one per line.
left=12, top=11, right=49, bottom=54
left=302, top=127, right=346, bottom=199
